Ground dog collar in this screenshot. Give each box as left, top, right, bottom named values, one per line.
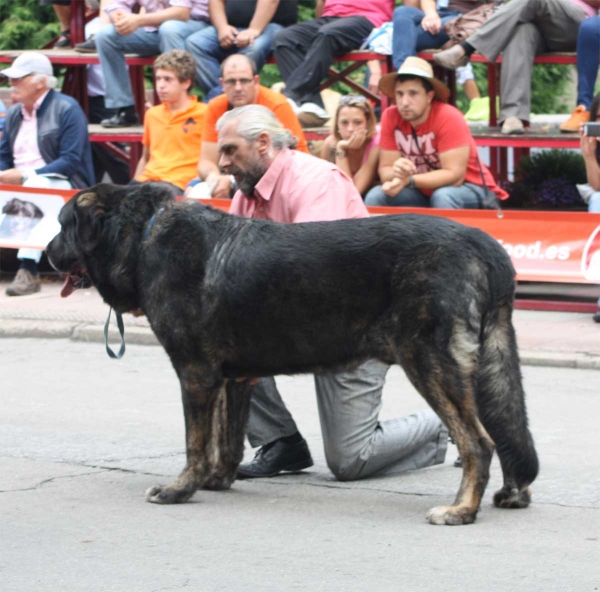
left=143, top=207, right=165, bottom=242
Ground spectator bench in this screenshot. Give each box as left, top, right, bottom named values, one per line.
left=0, top=49, right=153, bottom=117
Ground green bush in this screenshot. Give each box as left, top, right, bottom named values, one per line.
left=454, top=63, right=571, bottom=115
left=503, top=150, right=588, bottom=210
left=0, top=0, right=58, bottom=51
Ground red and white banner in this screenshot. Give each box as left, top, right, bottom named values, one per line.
left=1, top=185, right=599, bottom=286
left=0, top=184, right=75, bottom=251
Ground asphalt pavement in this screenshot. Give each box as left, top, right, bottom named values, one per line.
left=1, top=279, right=599, bottom=591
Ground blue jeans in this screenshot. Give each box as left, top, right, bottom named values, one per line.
left=364, top=183, right=484, bottom=209
left=576, top=16, right=600, bottom=110
left=185, top=23, right=283, bottom=96
left=589, top=191, right=600, bottom=213
left=95, top=20, right=208, bottom=109
left=392, top=6, right=460, bottom=70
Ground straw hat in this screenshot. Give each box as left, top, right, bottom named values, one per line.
left=379, top=56, right=450, bottom=103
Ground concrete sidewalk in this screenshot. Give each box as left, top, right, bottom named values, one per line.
left=1, top=278, right=599, bottom=369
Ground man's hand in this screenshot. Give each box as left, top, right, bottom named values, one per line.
left=381, top=177, right=408, bottom=197
left=580, top=133, right=598, bottom=159
left=337, top=130, right=367, bottom=152
left=421, top=13, right=442, bottom=34
left=235, top=28, right=260, bottom=48
left=113, top=12, right=142, bottom=36
left=218, top=24, right=239, bottom=48
left=392, top=157, right=417, bottom=181
left=208, top=173, right=232, bottom=199
left=108, top=8, right=128, bottom=24
left=0, top=168, right=24, bottom=185
left=368, top=72, right=381, bottom=95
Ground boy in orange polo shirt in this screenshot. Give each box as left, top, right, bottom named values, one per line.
left=133, top=50, right=206, bottom=194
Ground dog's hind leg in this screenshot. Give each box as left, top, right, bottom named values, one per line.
left=477, top=304, right=539, bottom=509
left=146, top=365, right=242, bottom=504
left=202, top=379, right=252, bottom=491
left=401, top=320, right=495, bottom=525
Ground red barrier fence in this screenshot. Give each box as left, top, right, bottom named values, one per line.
left=2, top=185, right=599, bottom=286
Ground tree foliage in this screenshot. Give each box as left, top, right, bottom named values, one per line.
left=0, top=0, right=59, bottom=51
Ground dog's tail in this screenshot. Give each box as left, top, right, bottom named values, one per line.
left=476, top=302, right=539, bottom=508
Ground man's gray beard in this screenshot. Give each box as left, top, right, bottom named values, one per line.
left=231, top=160, right=269, bottom=197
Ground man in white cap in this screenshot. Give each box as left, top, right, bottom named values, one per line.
left=365, top=56, right=507, bottom=209
left=0, top=52, right=94, bottom=296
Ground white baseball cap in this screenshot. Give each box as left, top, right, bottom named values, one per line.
left=1, top=52, right=53, bottom=79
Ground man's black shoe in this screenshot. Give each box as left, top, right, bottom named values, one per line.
left=236, top=437, right=313, bottom=479
left=74, top=35, right=97, bottom=53
left=101, top=108, right=141, bottom=128
left=593, top=309, right=600, bottom=323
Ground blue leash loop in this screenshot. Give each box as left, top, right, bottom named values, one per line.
left=104, top=307, right=126, bottom=359
left=103, top=208, right=164, bottom=359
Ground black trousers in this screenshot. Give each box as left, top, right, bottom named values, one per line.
left=272, top=16, right=374, bottom=108
left=88, top=95, right=131, bottom=185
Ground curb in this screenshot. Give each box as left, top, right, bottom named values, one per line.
left=1, top=320, right=599, bottom=370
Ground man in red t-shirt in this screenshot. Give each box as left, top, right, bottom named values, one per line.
left=365, top=56, right=507, bottom=209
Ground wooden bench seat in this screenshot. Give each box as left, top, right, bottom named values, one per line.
left=0, top=48, right=155, bottom=67
left=1, top=49, right=152, bottom=118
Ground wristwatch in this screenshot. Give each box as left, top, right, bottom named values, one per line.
left=335, top=149, right=347, bottom=159
left=20, top=171, right=29, bottom=185
left=409, top=175, right=415, bottom=189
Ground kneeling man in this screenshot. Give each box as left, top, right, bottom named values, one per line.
left=216, top=104, right=449, bottom=481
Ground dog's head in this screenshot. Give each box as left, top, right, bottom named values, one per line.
left=2, top=198, right=44, bottom=219
left=46, top=183, right=175, bottom=312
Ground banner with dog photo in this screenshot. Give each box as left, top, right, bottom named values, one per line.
left=0, top=185, right=75, bottom=250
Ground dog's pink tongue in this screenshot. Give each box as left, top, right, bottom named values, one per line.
left=60, top=273, right=76, bottom=298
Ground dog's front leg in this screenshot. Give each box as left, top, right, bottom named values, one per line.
left=146, top=367, right=225, bottom=504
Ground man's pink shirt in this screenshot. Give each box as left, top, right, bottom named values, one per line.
left=229, top=149, right=369, bottom=224
left=12, top=91, right=49, bottom=171
left=569, top=0, right=596, bottom=18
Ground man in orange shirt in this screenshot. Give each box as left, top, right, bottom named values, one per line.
left=132, top=50, right=206, bottom=194
left=186, top=53, right=308, bottom=199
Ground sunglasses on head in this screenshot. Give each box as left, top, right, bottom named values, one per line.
left=339, top=95, right=368, bottom=106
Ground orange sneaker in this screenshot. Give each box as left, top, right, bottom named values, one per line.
left=560, top=105, right=590, bottom=133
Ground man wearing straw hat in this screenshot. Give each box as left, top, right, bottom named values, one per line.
left=364, top=56, right=507, bottom=209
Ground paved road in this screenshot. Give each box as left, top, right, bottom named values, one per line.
left=1, top=337, right=598, bottom=591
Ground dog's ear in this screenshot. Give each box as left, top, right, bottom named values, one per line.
left=75, top=192, right=105, bottom=252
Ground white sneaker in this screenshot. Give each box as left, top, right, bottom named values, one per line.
left=298, top=102, right=329, bottom=119
left=286, top=97, right=300, bottom=114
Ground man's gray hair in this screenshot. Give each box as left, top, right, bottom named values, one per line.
left=32, top=73, right=58, bottom=90
left=216, top=104, right=298, bottom=150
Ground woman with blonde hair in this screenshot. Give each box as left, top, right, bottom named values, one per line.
left=320, top=95, right=380, bottom=196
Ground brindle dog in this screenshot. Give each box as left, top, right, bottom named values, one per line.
left=46, top=183, right=539, bottom=525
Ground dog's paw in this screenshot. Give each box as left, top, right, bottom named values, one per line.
left=145, top=484, right=195, bottom=504
left=426, top=505, right=477, bottom=525
left=202, top=474, right=234, bottom=491
left=493, top=486, right=531, bottom=509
